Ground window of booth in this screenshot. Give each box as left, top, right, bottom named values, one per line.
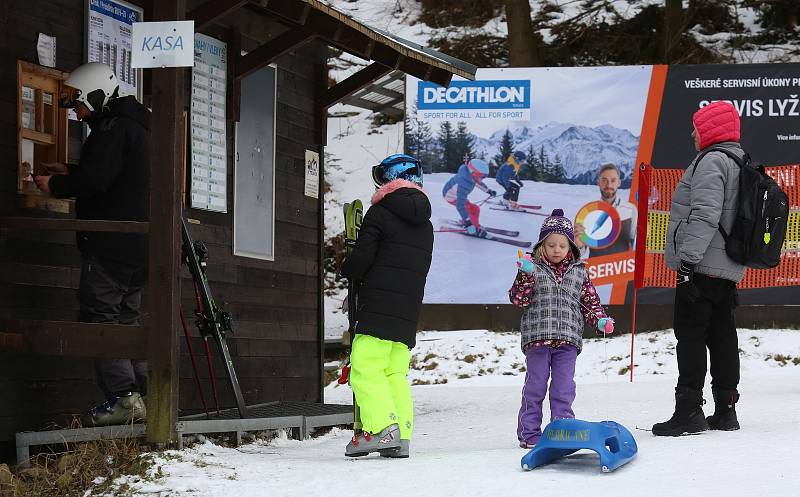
left=16, top=60, right=71, bottom=213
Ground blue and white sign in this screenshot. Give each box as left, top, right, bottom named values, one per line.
left=191, top=34, right=228, bottom=212
left=417, top=79, right=531, bottom=120
left=131, top=21, right=194, bottom=68
left=87, top=0, right=144, bottom=99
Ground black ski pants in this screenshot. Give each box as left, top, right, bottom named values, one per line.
left=673, top=273, right=740, bottom=392
left=78, top=255, right=148, bottom=399
left=502, top=182, right=520, bottom=202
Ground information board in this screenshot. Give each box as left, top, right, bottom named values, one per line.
left=190, top=34, right=228, bottom=213
left=87, top=0, right=143, bottom=99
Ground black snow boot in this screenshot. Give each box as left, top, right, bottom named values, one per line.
left=652, top=386, right=708, bottom=436
left=706, top=389, right=740, bottom=431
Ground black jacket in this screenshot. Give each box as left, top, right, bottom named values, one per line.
left=50, top=96, right=151, bottom=267
left=341, top=184, right=433, bottom=349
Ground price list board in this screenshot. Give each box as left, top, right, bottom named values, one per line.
left=190, top=34, right=228, bottom=212
left=87, top=0, right=143, bottom=99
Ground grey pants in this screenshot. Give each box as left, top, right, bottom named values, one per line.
left=78, top=255, right=148, bottom=399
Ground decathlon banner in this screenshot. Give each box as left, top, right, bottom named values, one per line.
left=636, top=63, right=800, bottom=305
left=407, top=67, right=652, bottom=304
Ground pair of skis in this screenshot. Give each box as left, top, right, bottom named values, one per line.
left=180, top=217, right=248, bottom=419
left=436, top=218, right=532, bottom=248
left=488, top=200, right=547, bottom=216
left=339, top=200, right=363, bottom=432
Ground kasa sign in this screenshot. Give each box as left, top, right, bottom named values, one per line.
left=131, top=21, right=195, bottom=68
left=417, top=79, right=532, bottom=120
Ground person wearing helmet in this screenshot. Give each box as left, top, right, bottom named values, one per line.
left=341, top=154, right=433, bottom=458
left=441, top=157, right=497, bottom=237
left=33, top=62, right=151, bottom=427
left=495, top=151, right=526, bottom=209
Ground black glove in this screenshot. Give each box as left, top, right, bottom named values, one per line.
left=514, top=180, right=524, bottom=188
left=488, top=189, right=497, bottom=197
left=676, top=260, right=700, bottom=302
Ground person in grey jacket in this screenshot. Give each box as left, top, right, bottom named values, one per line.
left=652, top=100, right=746, bottom=437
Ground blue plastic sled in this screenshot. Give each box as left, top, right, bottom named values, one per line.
left=521, top=419, right=637, bottom=473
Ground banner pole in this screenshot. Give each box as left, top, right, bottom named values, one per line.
left=630, top=287, right=637, bottom=382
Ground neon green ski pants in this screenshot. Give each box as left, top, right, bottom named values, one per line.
left=349, top=333, right=413, bottom=439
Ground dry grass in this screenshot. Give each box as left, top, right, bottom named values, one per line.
left=1, top=437, right=161, bottom=497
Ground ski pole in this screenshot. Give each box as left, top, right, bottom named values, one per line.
left=180, top=305, right=210, bottom=418
left=194, top=279, right=221, bottom=415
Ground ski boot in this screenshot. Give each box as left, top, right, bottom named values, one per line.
left=466, top=224, right=488, bottom=238
left=345, top=424, right=401, bottom=457
left=87, top=392, right=147, bottom=426
left=707, top=389, right=740, bottom=431
left=652, top=386, right=708, bottom=436
left=380, top=439, right=410, bottom=458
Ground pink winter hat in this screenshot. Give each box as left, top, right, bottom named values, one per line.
left=692, top=101, right=740, bottom=150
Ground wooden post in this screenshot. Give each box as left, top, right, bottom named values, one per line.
left=146, top=0, right=185, bottom=445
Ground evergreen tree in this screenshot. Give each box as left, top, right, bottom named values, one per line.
left=494, top=129, right=514, bottom=169
left=551, top=153, right=566, bottom=183
left=438, top=121, right=458, bottom=173
left=453, top=121, right=476, bottom=170
left=405, top=105, right=436, bottom=173
left=538, top=145, right=552, bottom=182
left=523, top=143, right=537, bottom=181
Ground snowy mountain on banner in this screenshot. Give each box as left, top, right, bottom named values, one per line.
left=473, top=122, right=639, bottom=186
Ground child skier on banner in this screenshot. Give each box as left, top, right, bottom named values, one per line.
left=495, top=151, right=526, bottom=209
left=508, top=209, right=615, bottom=448
left=341, top=154, right=433, bottom=458
left=441, top=158, right=497, bottom=237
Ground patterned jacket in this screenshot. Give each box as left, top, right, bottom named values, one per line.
left=509, top=256, right=606, bottom=353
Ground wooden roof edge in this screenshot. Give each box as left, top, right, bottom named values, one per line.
left=300, top=0, right=476, bottom=81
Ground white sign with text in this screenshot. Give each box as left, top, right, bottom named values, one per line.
left=131, top=21, right=194, bottom=68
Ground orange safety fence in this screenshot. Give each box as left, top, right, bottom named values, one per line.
left=642, top=164, right=800, bottom=288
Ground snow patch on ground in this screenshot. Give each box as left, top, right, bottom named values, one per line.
left=112, top=328, right=800, bottom=497
left=324, top=328, right=800, bottom=390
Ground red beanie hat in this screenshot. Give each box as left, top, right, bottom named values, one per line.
left=692, top=101, right=740, bottom=150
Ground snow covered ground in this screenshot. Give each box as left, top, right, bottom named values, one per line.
left=112, top=328, right=800, bottom=496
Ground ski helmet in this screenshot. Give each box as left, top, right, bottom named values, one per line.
left=467, top=158, right=490, bottom=180
left=60, top=62, right=120, bottom=112
left=372, top=154, right=423, bottom=188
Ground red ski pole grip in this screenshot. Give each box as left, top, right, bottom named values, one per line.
left=338, top=363, right=351, bottom=384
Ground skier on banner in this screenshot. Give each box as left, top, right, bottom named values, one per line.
left=441, top=157, right=497, bottom=238
left=496, top=151, right=526, bottom=210
left=341, top=154, right=433, bottom=459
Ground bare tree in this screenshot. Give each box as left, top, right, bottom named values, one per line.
left=663, top=0, right=684, bottom=63
left=505, top=0, right=539, bottom=67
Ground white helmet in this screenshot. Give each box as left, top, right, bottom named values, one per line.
left=60, top=62, right=120, bottom=112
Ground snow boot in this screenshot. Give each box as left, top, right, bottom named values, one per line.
left=380, top=439, right=410, bottom=458
left=707, top=389, right=740, bottom=431
left=87, top=392, right=146, bottom=426
left=652, top=386, right=708, bottom=436
left=345, top=424, right=401, bottom=457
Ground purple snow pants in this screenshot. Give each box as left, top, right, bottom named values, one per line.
left=517, top=344, right=578, bottom=445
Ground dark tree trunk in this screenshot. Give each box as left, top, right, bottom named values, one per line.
left=505, top=0, right=539, bottom=67
left=663, top=0, right=684, bottom=63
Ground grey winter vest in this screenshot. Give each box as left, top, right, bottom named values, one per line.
left=520, top=261, right=586, bottom=353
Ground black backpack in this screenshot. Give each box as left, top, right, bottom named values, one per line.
left=691, top=147, right=789, bottom=269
